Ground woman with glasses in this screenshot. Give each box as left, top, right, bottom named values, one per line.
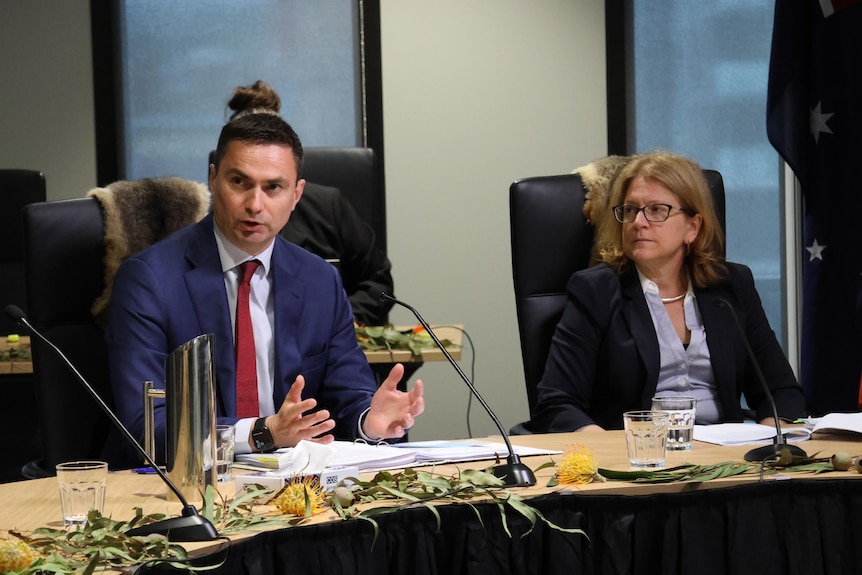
left=533, top=151, right=806, bottom=433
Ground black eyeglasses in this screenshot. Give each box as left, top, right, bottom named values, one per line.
left=612, top=203, right=691, bottom=223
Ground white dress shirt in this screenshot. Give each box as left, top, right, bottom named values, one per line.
left=213, top=225, right=275, bottom=453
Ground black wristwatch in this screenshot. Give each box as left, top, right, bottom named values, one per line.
left=251, top=417, right=276, bottom=452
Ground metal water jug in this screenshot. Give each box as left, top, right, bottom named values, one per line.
left=144, top=333, right=218, bottom=502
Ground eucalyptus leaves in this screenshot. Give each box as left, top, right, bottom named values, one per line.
left=550, top=446, right=848, bottom=487
left=1, top=466, right=583, bottom=574
left=328, top=466, right=584, bottom=541
left=2, top=484, right=287, bottom=574
left=354, top=324, right=459, bottom=358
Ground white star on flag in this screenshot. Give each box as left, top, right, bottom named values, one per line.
left=806, top=238, right=826, bottom=261
left=810, top=101, right=834, bottom=144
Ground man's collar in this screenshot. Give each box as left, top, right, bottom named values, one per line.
left=212, top=223, right=274, bottom=274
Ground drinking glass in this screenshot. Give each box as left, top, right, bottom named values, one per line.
left=56, top=460, right=108, bottom=530
left=216, top=424, right=236, bottom=482
left=623, top=411, right=669, bottom=468
left=652, top=396, right=697, bottom=450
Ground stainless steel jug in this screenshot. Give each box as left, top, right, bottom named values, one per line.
left=144, top=333, right=217, bottom=502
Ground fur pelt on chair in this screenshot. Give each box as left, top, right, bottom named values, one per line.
left=87, top=177, right=211, bottom=328
left=572, top=155, right=633, bottom=265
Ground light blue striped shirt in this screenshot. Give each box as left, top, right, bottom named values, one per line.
left=638, top=271, right=723, bottom=424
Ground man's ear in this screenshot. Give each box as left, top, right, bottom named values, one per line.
left=293, top=178, right=306, bottom=209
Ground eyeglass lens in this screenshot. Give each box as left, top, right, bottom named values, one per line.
left=615, top=204, right=672, bottom=223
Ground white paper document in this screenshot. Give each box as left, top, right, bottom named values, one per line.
left=236, top=439, right=561, bottom=474
left=693, top=413, right=862, bottom=447
left=806, top=412, right=862, bottom=435
left=692, top=423, right=812, bottom=446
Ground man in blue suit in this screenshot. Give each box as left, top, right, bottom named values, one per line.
left=106, top=113, right=424, bottom=466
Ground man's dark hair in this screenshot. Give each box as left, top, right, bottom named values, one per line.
left=213, top=112, right=304, bottom=178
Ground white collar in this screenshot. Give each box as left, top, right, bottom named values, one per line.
left=212, top=223, right=274, bottom=276
left=636, top=267, right=694, bottom=303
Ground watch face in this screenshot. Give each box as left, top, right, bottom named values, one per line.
left=253, top=420, right=274, bottom=452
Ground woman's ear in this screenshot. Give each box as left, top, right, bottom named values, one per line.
left=685, top=213, right=703, bottom=245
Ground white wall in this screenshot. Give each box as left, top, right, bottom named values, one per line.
left=0, top=0, right=97, bottom=200
left=380, top=0, right=607, bottom=439
left=1, top=0, right=608, bottom=440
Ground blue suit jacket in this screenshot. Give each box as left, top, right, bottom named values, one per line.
left=533, top=262, right=807, bottom=432
left=104, top=213, right=376, bottom=465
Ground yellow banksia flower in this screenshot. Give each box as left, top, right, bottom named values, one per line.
left=556, top=444, right=605, bottom=484
left=0, top=537, right=39, bottom=572
left=271, top=475, right=326, bottom=516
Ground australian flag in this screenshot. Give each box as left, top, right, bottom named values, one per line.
left=766, top=0, right=862, bottom=415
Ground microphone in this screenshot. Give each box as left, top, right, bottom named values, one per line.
left=713, top=298, right=807, bottom=462
left=5, top=304, right=218, bottom=541
left=377, top=292, right=536, bottom=486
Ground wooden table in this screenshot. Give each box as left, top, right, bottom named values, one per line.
left=3, top=430, right=861, bottom=573
left=0, top=334, right=31, bottom=374
left=2, top=430, right=859, bottom=531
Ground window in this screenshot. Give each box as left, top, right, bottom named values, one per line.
left=112, top=0, right=363, bottom=182
left=618, top=1, right=787, bottom=346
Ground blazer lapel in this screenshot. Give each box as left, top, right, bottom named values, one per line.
left=620, top=268, right=661, bottom=404
left=270, top=240, right=307, bottom=394
left=183, top=214, right=236, bottom=415
left=697, top=286, right=739, bottom=412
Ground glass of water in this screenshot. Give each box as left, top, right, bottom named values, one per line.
left=56, top=461, right=108, bottom=530
left=623, top=411, right=669, bottom=468
left=651, top=396, right=697, bottom=450
left=216, top=424, right=236, bottom=482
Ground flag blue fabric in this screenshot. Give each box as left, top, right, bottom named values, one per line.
left=766, top=0, right=862, bottom=415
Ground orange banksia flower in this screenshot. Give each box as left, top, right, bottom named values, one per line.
left=556, top=444, right=605, bottom=484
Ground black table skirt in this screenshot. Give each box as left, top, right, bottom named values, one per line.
left=140, top=479, right=862, bottom=575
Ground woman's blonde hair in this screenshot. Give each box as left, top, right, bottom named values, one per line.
left=597, top=151, right=726, bottom=288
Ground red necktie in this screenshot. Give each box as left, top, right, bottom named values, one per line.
left=235, top=260, right=260, bottom=418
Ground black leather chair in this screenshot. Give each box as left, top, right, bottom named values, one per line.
left=0, top=169, right=46, bottom=482
left=302, top=147, right=386, bottom=253
left=21, top=198, right=113, bottom=477
left=509, top=169, right=725, bottom=433
left=0, top=169, right=46, bottom=334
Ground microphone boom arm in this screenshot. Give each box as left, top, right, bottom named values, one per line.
left=379, top=293, right=536, bottom=486
left=714, top=298, right=806, bottom=462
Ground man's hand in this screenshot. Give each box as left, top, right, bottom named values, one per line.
left=259, top=375, right=336, bottom=449
left=363, top=363, right=425, bottom=440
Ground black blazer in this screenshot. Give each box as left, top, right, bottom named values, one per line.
left=279, top=182, right=394, bottom=325
left=533, top=262, right=807, bottom=432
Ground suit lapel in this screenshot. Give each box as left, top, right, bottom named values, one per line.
left=697, top=286, right=738, bottom=409
left=183, top=214, right=236, bottom=415
left=620, top=268, right=661, bottom=403
left=270, top=240, right=307, bottom=393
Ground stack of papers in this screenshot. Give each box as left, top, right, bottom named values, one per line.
left=805, top=412, right=862, bottom=435
left=693, top=423, right=811, bottom=446
left=694, top=413, right=862, bottom=447
left=236, top=439, right=560, bottom=474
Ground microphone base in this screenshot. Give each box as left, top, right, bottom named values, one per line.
left=743, top=442, right=807, bottom=463
left=126, top=509, right=219, bottom=542
left=492, top=458, right=537, bottom=487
